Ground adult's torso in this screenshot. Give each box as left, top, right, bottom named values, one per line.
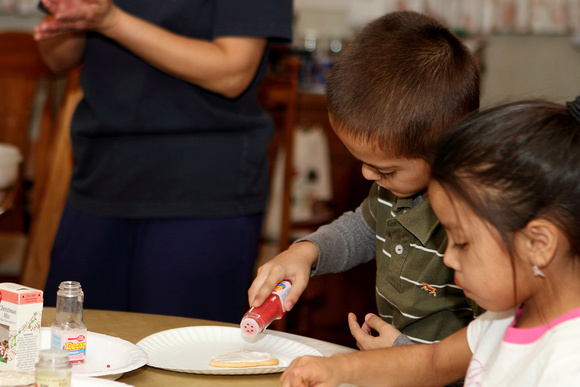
left=69, top=0, right=293, bottom=218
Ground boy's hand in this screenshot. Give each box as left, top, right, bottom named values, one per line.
left=281, top=354, right=347, bottom=387
left=248, top=241, right=319, bottom=312
left=348, top=312, right=402, bottom=350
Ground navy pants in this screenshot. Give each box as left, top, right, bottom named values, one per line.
left=44, top=203, right=263, bottom=324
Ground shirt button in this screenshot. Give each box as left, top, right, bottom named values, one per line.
left=395, top=244, right=404, bottom=255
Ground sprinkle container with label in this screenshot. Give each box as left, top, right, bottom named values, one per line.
left=241, top=281, right=291, bottom=336
left=51, top=281, right=87, bottom=364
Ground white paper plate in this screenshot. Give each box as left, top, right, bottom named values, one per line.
left=40, top=328, right=147, bottom=379
left=136, top=326, right=322, bottom=375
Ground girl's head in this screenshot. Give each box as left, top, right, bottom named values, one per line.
left=430, top=98, right=580, bottom=312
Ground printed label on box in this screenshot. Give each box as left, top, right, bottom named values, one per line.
left=0, top=283, right=43, bottom=371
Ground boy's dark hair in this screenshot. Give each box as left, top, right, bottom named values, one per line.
left=326, top=11, right=480, bottom=161
left=432, top=99, right=580, bottom=258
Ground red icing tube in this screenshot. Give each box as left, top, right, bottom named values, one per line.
left=241, top=281, right=291, bottom=336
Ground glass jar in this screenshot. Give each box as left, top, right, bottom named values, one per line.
left=35, top=349, right=72, bottom=387
left=51, top=281, right=87, bottom=363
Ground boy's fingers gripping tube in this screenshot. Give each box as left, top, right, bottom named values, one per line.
left=240, top=281, right=292, bottom=337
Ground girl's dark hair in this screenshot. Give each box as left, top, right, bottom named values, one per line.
left=326, top=11, right=480, bottom=160
left=432, top=99, right=580, bottom=257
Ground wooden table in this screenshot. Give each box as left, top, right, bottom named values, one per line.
left=41, top=308, right=356, bottom=386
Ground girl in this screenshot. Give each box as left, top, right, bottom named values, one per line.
left=280, top=96, right=580, bottom=386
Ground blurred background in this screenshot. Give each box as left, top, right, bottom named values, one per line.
left=3, top=0, right=579, bottom=105
left=292, top=0, right=580, bottom=106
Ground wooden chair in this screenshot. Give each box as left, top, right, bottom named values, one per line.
left=21, top=69, right=80, bottom=291
left=257, top=53, right=300, bottom=253
left=0, top=31, right=60, bottom=281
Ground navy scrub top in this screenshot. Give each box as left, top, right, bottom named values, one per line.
left=68, top=0, right=293, bottom=218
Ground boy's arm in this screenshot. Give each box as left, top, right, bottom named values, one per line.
left=249, top=206, right=375, bottom=311
left=250, top=186, right=377, bottom=311
left=298, top=206, right=376, bottom=276
left=281, top=326, right=472, bottom=387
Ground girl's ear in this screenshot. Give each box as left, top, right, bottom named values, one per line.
left=518, top=219, right=560, bottom=268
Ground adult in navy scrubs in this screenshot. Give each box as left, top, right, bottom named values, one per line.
left=35, top=0, right=293, bottom=323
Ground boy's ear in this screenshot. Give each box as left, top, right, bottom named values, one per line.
left=518, top=219, right=560, bottom=268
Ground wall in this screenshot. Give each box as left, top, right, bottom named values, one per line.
left=481, top=34, right=580, bottom=106
left=0, top=13, right=41, bottom=31
left=293, top=2, right=580, bottom=106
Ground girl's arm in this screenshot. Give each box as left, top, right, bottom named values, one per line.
left=35, top=0, right=267, bottom=98
left=281, top=326, right=472, bottom=387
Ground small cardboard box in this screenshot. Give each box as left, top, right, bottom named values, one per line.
left=0, top=283, right=43, bottom=370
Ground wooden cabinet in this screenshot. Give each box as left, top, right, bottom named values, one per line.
left=280, top=91, right=377, bottom=349
left=294, top=91, right=372, bottom=218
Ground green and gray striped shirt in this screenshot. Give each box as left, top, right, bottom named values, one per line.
left=304, top=182, right=480, bottom=344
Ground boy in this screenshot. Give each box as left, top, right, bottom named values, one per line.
left=249, top=11, right=480, bottom=346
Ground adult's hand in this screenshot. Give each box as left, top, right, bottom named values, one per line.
left=35, top=0, right=117, bottom=39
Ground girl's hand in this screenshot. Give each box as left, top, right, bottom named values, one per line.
left=34, top=0, right=118, bottom=39
left=348, top=312, right=402, bottom=350
left=280, top=355, right=346, bottom=387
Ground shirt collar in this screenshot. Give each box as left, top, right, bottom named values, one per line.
left=392, top=194, right=440, bottom=246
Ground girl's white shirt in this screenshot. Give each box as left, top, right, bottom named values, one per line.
left=465, top=307, right=580, bottom=386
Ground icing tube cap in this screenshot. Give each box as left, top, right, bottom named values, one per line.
left=241, top=317, right=261, bottom=336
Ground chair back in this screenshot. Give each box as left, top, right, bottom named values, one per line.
left=0, top=31, right=58, bottom=232
left=257, top=52, right=300, bottom=252
left=20, top=69, right=81, bottom=290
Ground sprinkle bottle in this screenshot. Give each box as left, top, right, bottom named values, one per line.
left=35, top=349, right=72, bottom=387
left=241, top=281, right=291, bottom=336
left=51, top=281, right=87, bottom=364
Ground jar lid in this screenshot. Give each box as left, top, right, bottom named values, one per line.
left=38, top=349, right=71, bottom=367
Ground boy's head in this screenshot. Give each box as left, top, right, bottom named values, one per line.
left=326, top=11, right=480, bottom=163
